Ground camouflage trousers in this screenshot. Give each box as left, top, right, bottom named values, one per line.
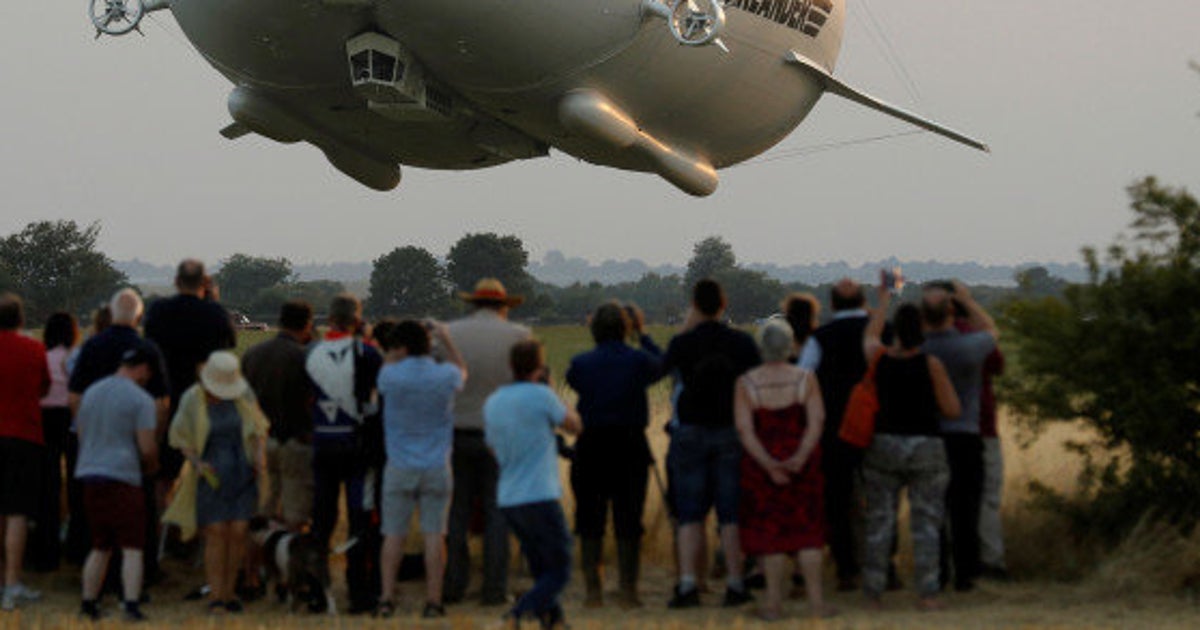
left=861, top=434, right=949, bottom=597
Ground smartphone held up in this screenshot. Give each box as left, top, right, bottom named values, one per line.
left=881, top=266, right=905, bottom=295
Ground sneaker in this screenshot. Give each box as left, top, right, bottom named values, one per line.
left=79, top=600, right=103, bottom=621
left=185, top=584, right=212, bottom=601
left=5, top=583, right=41, bottom=602
left=0, top=592, right=13, bottom=612
left=722, top=586, right=754, bottom=608
left=123, top=601, right=147, bottom=622
left=224, top=599, right=244, bottom=614
left=667, top=584, right=700, bottom=609
left=422, top=602, right=446, bottom=618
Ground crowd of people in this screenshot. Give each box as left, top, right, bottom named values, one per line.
left=0, top=258, right=1010, bottom=626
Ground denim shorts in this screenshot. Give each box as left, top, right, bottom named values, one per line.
left=381, top=465, right=453, bottom=535
left=668, top=424, right=742, bottom=525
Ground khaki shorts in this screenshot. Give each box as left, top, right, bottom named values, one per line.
left=266, top=438, right=314, bottom=526
left=381, top=465, right=452, bottom=536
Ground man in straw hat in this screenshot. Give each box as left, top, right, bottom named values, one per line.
left=443, top=279, right=531, bottom=606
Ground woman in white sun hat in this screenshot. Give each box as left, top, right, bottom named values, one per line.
left=163, top=350, right=268, bottom=614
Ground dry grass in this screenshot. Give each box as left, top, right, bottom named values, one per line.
left=8, top=327, right=1199, bottom=628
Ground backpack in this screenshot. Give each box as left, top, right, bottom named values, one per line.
left=838, top=349, right=886, bottom=448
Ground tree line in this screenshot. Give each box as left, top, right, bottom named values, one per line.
left=0, top=224, right=1057, bottom=326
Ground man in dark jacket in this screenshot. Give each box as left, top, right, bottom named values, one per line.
left=566, top=302, right=663, bottom=607
left=798, top=278, right=873, bottom=591
left=242, top=300, right=315, bottom=529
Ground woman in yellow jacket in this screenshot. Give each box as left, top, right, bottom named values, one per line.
left=163, top=351, right=268, bottom=613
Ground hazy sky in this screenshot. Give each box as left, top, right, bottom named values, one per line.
left=2, top=2, right=1198, bottom=268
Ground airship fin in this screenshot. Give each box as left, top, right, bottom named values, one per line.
left=785, top=50, right=989, bottom=153
left=219, top=123, right=251, bottom=140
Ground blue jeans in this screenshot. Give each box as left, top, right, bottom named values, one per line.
left=501, top=501, right=571, bottom=620
left=668, top=424, right=742, bottom=525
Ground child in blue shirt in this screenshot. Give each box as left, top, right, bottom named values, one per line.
left=484, top=339, right=581, bottom=628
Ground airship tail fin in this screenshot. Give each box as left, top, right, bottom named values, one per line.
left=785, top=50, right=989, bottom=153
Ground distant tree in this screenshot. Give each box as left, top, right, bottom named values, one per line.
left=215, top=254, right=294, bottom=309
left=685, top=236, right=738, bottom=290
left=715, top=267, right=787, bottom=323
left=368, top=246, right=452, bottom=318
left=542, top=281, right=608, bottom=324
left=620, top=273, right=686, bottom=323
left=446, top=233, right=535, bottom=301
left=1004, top=177, right=1200, bottom=535
left=0, top=260, right=14, bottom=294
left=251, top=279, right=346, bottom=318
left=0, top=220, right=126, bottom=322
left=1014, top=266, right=1068, bottom=299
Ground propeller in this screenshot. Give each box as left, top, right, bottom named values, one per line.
left=642, top=0, right=729, bottom=52
left=89, top=0, right=165, bottom=38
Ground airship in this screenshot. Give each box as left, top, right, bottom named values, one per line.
left=90, top=0, right=987, bottom=196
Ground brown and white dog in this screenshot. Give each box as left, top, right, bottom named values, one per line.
left=248, top=517, right=337, bottom=615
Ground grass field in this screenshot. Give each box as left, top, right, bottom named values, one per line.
left=6, top=325, right=1199, bottom=628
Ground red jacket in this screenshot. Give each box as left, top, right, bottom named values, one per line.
left=0, top=330, right=51, bottom=445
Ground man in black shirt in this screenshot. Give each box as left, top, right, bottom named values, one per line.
left=662, top=279, right=760, bottom=609
left=142, top=259, right=236, bottom=481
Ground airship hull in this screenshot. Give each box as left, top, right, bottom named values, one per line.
left=164, top=0, right=846, bottom=189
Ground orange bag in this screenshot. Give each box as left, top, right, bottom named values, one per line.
left=838, top=349, right=886, bottom=448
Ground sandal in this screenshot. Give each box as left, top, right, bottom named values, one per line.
left=375, top=600, right=396, bottom=618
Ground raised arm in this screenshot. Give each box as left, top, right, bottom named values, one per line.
left=863, top=283, right=892, bottom=361
left=952, top=280, right=998, bottom=340
left=433, top=322, right=469, bottom=383
left=927, top=355, right=963, bottom=419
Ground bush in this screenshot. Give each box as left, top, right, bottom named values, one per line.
left=1004, top=177, right=1200, bottom=540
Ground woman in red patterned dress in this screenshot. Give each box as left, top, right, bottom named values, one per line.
left=735, top=319, right=835, bottom=620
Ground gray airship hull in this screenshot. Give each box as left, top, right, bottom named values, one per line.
left=165, top=0, right=845, bottom=191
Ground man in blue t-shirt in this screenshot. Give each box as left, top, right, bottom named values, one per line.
left=375, top=320, right=467, bottom=618
left=484, top=340, right=581, bottom=629
left=74, top=345, right=160, bottom=621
